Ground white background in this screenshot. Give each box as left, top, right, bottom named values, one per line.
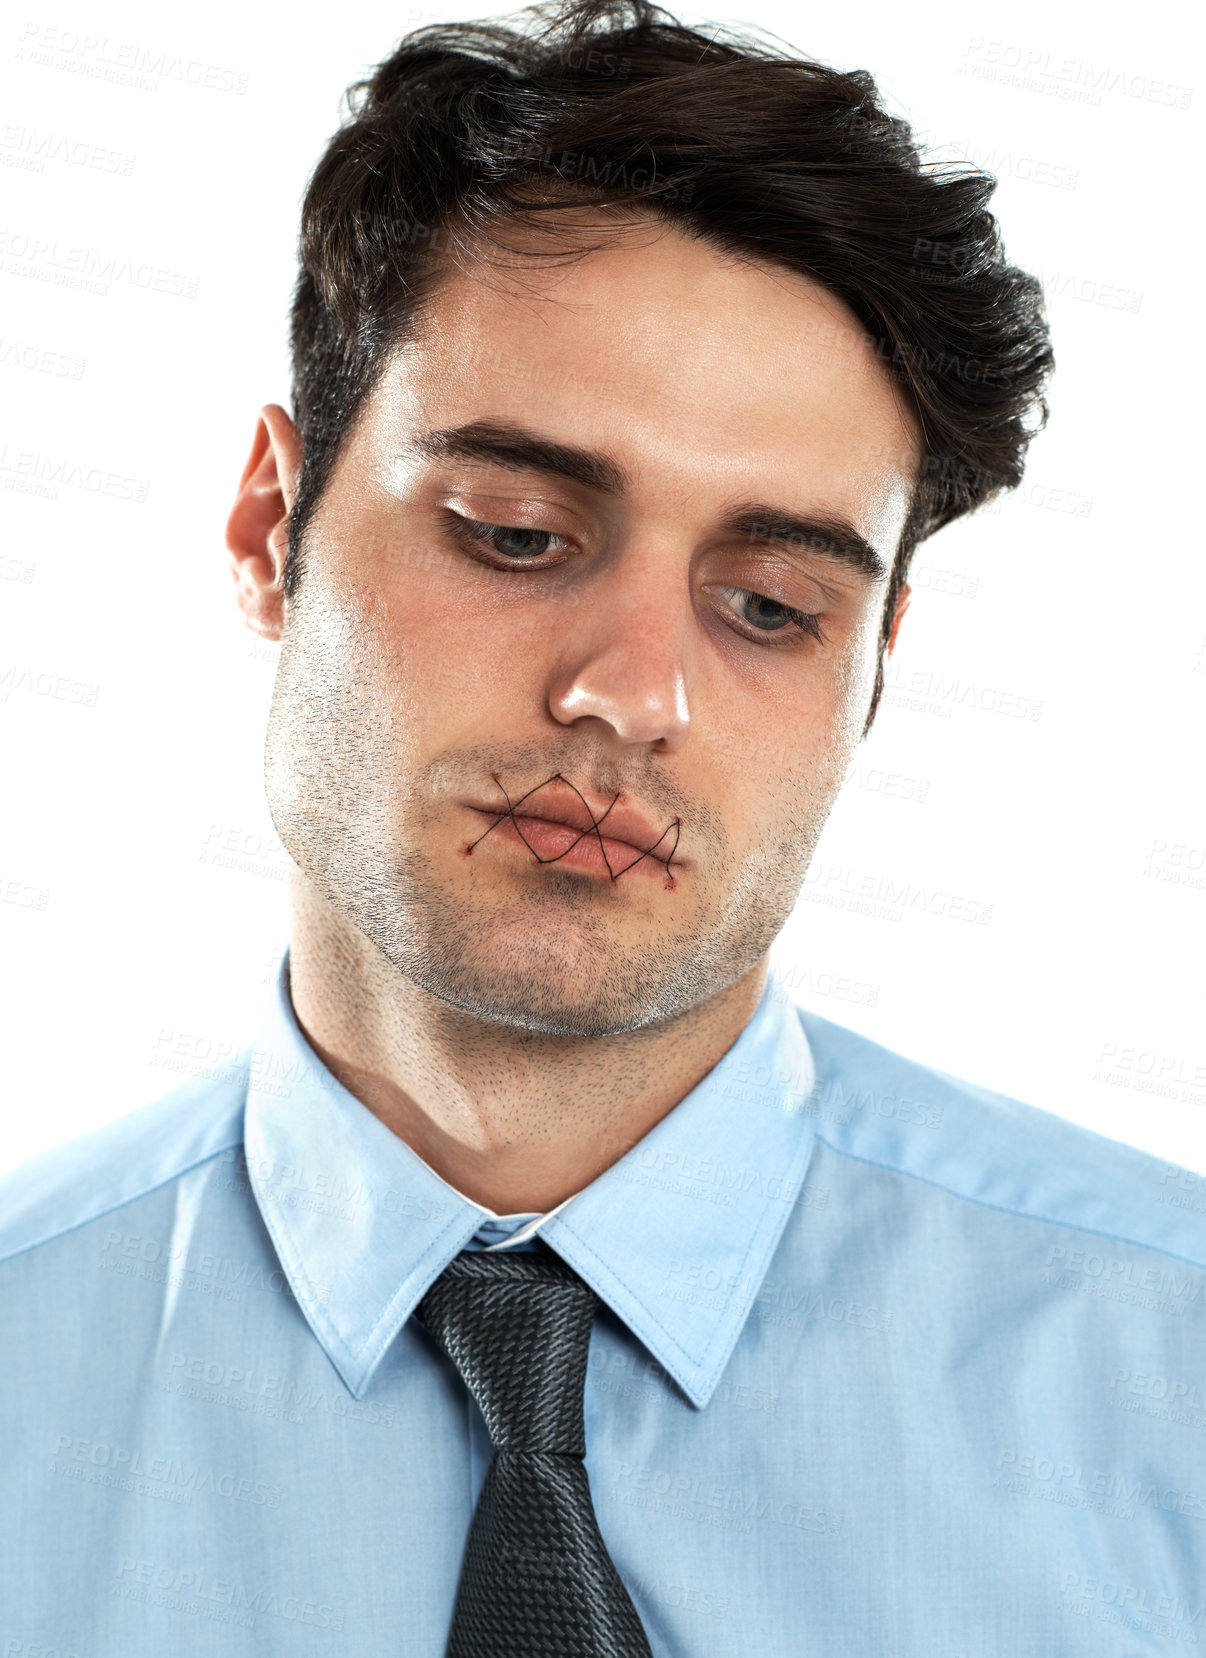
left=1, top=0, right=1202, bottom=1175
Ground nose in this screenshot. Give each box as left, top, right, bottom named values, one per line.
left=546, top=549, right=691, bottom=754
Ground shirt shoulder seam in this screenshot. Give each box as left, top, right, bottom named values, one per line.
left=813, top=1132, right=1206, bottom=1272
left=0, top=1138, right=243, bottom=1267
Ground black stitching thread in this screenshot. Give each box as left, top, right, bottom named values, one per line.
left=465, top=772, right=681, bottom=882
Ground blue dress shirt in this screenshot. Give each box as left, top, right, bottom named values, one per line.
left=3, top=950, right=1206, bottom=1654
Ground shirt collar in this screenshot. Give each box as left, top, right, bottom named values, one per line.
left=244, top=951, right=816, bottom=1409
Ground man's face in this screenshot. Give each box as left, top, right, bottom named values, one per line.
left=263, top=218, right=918, bottom=1036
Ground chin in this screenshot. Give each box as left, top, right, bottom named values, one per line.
left=403, top=937, right=701, bottom=1038
left=432, top=966, right=670, bottom=1037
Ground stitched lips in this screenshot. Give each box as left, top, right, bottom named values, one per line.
left=464, top=772, right=682, bottom=881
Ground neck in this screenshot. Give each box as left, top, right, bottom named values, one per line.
left=285, top=877, right=769, bottom=1214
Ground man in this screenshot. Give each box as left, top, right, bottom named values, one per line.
left=3, top=0, right=1202, bottom=1652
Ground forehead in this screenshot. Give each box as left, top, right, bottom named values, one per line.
left=362, top=219, right=919, bottom=521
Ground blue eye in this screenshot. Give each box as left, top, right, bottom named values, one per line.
left=718, top=586, right=823, bottom=644
left=444, top=512, right=569, bottom=562
left=738, top=593, right=795, bottom=631
left=480, top=523, right=557, bottom=559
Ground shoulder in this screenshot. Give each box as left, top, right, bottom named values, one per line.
left=794, top=1002, right=1206, bottom=1268
left=0, top=1052, right=250, bottom=1265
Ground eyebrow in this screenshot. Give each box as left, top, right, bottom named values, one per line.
left=409, top=420, right=889, bottom=582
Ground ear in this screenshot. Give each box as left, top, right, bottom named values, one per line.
left=885, top=582, right=911, bottom=656
left=225, top=404, right=303, bottom=641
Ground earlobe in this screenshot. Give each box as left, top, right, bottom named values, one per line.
left=225, top=404, right=303, bottom=642
left=885, top=582, right=911, bottom=656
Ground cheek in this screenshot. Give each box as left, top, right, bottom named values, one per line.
left=706, top=620, right=878, bottom=790
left=370, top=578, right=543, bottom=738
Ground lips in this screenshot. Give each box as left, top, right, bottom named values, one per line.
left=464, top=775, right=682, bottom=877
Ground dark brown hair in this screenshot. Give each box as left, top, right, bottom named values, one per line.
left=287, top=0, right=1053, bottom=725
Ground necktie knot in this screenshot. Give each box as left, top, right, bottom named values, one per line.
left=415, top=1249, right=597, bottom=1454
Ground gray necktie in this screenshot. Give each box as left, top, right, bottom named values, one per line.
left=414, top=1248, right=655, bottom=1657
